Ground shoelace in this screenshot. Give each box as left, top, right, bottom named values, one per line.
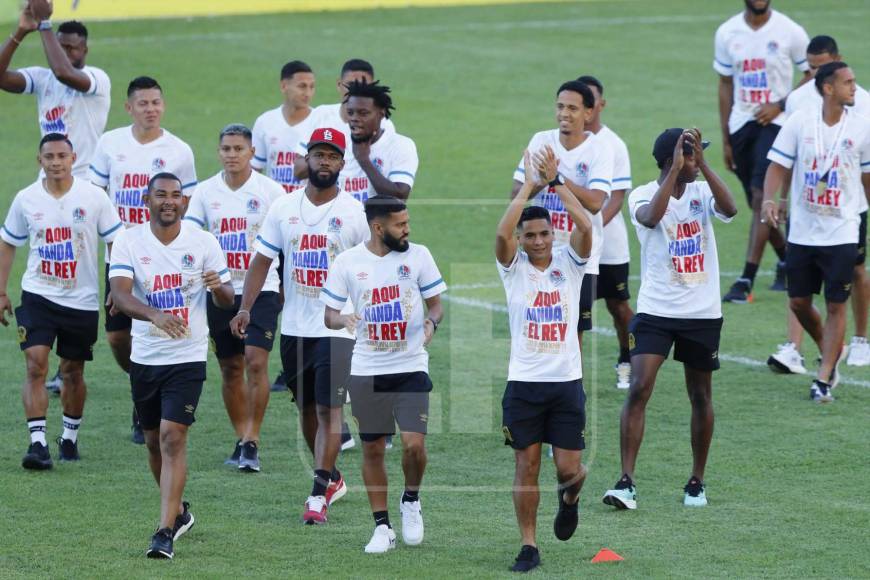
left=684, top=480, right=704, bottom=497
left=402, top=502, right=422, bottom=524
left=307, top=496, right=326, bottom=512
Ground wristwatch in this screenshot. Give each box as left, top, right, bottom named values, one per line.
left=548, top=173, right=564, bottom=188
left=38, top=20, right=52, bottom=31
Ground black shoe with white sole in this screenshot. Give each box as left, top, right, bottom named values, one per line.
left=239, top=441, right=261, bottom=472
left=22, top=442, right=53, bottom=470
left=172, top=501, right=195, bottom=541
left=146, top=527, right=174, bottom=559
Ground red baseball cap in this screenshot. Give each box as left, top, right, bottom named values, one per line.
left=307, top=128, right=346, bottom=155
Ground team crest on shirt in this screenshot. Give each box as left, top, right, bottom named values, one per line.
left=152, top=158, right=166, bottom=171
left=181, top=253, right=195, bottom=268
left=328, top=216, right=343, bottom=233
left=247, top=198, right=261, bottom=214
left=550, top=269, right=566, bottom=286
left=72, top=207, right=87, bottom=223
left=397, top=264, right=411, bottom=280
left=372, top=157, right=384, bottom=171
left=576, top=162, right=589, bottom=179
left=842, top=138, right=854, bottom=151
left=689, top=198, right=703, bottom=216
left=767, top=41, right=779, bottom=54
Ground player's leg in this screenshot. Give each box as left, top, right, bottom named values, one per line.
left=280, top=335, right=317, bottom=454
left=547, top=377, right=587, bottom=540
left=21, top=345, right=52, bottom=470
left=683, top=366, right=714, bottom=506
left=599, top=264, right=633, bottom=389
left=767, top=305, right=811, bottom=374
left=53, top=305, right=98, bottom=460
left=393, top=376, right=431, bottom=546
left=217, top=354, right=246, bottom=462
left=513, top=444, right=542, bottom=549
left=816, top=300, right=848, bottom=389
left=787, top=244, right=825, bottom=354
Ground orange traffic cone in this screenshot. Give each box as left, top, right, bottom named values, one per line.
left=591, top=548, right=624, bottom=563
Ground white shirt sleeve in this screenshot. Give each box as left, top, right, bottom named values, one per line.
left=417, top=246, right=447, bottom=299
left=320, top=254, right=350, bottom=310
left=254, top=199, right=284, bottom=259
left=203, top=233, right=231, bottom=283
left=18, top=66, right=48, bottom=95
left=497, top=249, right=521, bottom=276
left=587, top=141, right=613, bottom=194
left=387, top=138, right=419, bottom=187
left=1, top=194, right=28, bottom=247
left=178, top=144, right=198, bottom=194
left=88, top=134, right=111, bottom=187
left=563, top=245, right=588, bottom=279
left=251, top=114, right=268, bottom=171
left=861, top=132, right=870, bottom=174
left=790, top=23, right=811, bottom=72
left=183, top=187, right=207, bottom=228
left=713, top=24, right=733, bottom=77
left=108, top=229, right=134, bottom=279
left=628, top=187, right=654, bottom=227
left=612, top=139, right=632, bottom=191
left=97, top=193, right=124, bottom=242
left=767, top=115, right=800, bottom=169
left=705, top=185, right=735, bottom=223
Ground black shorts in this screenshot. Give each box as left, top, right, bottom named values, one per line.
left=502, top=380, right=586, bottom=451
left=578, top=273, right=597, bottom=331
left=104, top=265, right=132, bottom=332
left=15, top=291, right=97, bottom=361
left=207, top=292, right=280, bottom=359
left=857, top=211, right=867, bottom=266
left=629, top=313, right=723, bottom=372
left=280, top=335, right=354, bottom=408
left=130, top=361, right=206, bottom=429
left=786, top=242, right=857, bottom=303
left=348, top=372, right=432, bottom=442
left=729, top=121, right=780, bottom=203
left=596, top=263, right=631, bottom=301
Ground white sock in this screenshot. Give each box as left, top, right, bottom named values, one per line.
left=62, top=415, right=82, bottom=443
left=27, top=417, right=47, bottom=446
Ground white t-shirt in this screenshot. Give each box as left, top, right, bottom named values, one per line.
left=597, top=125, right=633, bottom=265
left=713, top=10, right=810, bottom=134
left=254, top=190, right=368, bottom=338
left=185, top=171, right=286, bottom=294
left=320, top=242, right=447, bottom=376
left=1, top=177, right=122, bottom=310
left=499, top=246, right=587, bottom=383
left=333, top=129, right=419, bottom=203
left=513, top=129, right=613, bottom=275
left=251, top=105, right=323, bottom=192
left=629, top=180, right=733, bottom=319
left=767, top=107, right=870, bottom=246
left=108, top=224, right=231, bottom=366
left=20, top=65, right=111, bottom=177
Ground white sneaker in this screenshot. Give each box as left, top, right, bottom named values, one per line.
left=364, top=524, right=396, bottom=553
left=846, top=336, right=870, bottom=367
left=400, top=500, right=424, bottom=545
left=766, top=342, right=807, bottom=374
left=615, top=362, right=631, bottom=389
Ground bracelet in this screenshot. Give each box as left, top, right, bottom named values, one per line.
left=426, top=317, right=439, bottom=332
left=237, top=309, right=250, bottom=316
left=37, top=20, right=52, bottom=31
left=8, top=34, right=21, bottom=46
left=761, top=200, right=776, bottom=206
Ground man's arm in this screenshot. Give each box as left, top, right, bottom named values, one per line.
left=497, top=152, right=539, bottom=266
left=361, top=157, right=411, bottom=199
left=536, top=147, right=593, bottom=257
left=862, top=173, right=870, bottom=206
left=636, top=133, right=687, bottom=228
left=601, top=189, right=627, bottom=226
left=718, top=75, right=736, bottom=172
left=761, top=162, right=790, bottom=228
left=229, top=252, right=272, bottom=338
left=0, top=241, right=16, bottom=326
left=29, top=0, right=91, bottom=92
left=323, top=305, right=360, bottom=333
left=422, top=294, right=442, bottom=347
left=109, top=276, right=187, bottom=338
left=691, top=128, right=737, bottom=219
left=0, top=8, right=38, bottom=93
left=562, top=179, right=605, bottom=214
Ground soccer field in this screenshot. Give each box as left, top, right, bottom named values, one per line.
left=0, top=1, right=868, bottom=577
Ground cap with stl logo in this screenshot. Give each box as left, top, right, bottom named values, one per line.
left=307, top=128, right=346, bottom=155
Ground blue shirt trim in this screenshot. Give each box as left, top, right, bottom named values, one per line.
left=420, top=278, right=444, bottom=292
left=2, top=225, right=27, bottom=240
left=255, top=235, right=280, bottom=253
left=184, top=215, right=205, bottom=227
left=321, top=287, right=347, bottom=303
left=89, top=165, right=109, bottom=179
left=99, top=222, right=123, bottom=238
left=588, top=178, right=611, bottom=188
left=770, top=147, right=795, bottom=161
left=109, top=264, right=135, bottom=272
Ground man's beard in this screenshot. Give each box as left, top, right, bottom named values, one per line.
left=744, top=0, right=769, bottom=16
left=383, top=231, right=409, bottom=252
left=351, top=131, right=374, bottom=144
left=308, top=168, right=339, bottom=188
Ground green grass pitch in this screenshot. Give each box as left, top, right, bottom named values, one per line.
left=0, top=1, right=868, bottom=577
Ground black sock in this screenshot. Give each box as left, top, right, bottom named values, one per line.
left=402, top=490, right=419, bottom=504
left=311, top=469, right=330, bottom=497
left=774, top=245, right=786, bottom=261
left=373, top=510, right=390, bottom=527
left=618, top=347, right=630, bottom=364
left=331, top=468, right=340, bottom=482
left=740, top=262, right=759, bottom=284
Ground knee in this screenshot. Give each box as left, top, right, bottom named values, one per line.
left=402, top=438, right=426, bottom=460
left=220, top=358, right=244, bottom=382
left=789, top=298, right=810, bottom=315
left=244, top=353, right=268, bottom=377
left=159, top=427, right=186, bottom=455
left=145, top=433, right=161, bottom=456
left=59, top=364, right=84, bottom=387
left=363, top=440, right=386, bottom=461
left=516, top=454, right=541, bottom=478
left=25, top=356, right=49, bottom=383
left=627, top=380, right=653, bottom=406
left=688, top=387, right=713, bottom=410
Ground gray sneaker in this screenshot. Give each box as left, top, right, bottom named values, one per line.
left=238, top=441, right=260, bottom=472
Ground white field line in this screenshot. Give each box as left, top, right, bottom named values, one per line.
left=442, top=293, right=870, bottom=389
left=449, top=270, right=774, bottom=290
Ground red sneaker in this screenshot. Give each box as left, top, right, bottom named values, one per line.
left=302, top=496, right=327, bottom=525
left=325, top=474, right=348, bottom=506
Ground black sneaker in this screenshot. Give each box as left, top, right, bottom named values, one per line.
left=57, top=437, right=80, bottom=461
left=510, top=544, right=541, bottom=573
left=22, top=442, right=53, bottom=470
left=270, top=370, right=288, bottom=392
left=553, top=489, right=579, bottom=541
left=238, top=441, right=261, bottom=472
left=45, top=369, right=62, bottom=395
left=769, top=260, right=787, bottom=291
left=172, top=501, right=195, bottom=541
left=224, top=439, right=242, bottom=466
left=722, top=278, right=752, bottom=303
left=131, top=409, right=145, bottom=445
left=810, top=380, right=834, bottom=403
left=146, top=527, right=174, bottom=559
left=683, top=476, right=708, bottom=506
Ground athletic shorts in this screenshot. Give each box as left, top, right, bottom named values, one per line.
left=207, top=292, right=280, bottom=359
left=786, top=242, right=857, bottom=303
left=596, top=263, right=631, bottom=301
left=104, top=265, right=132, bottom=332
left=348, top=372, right=432, bottom=442
left=629, top=313, right=723, bottom=372
left=857, top=211, right=867, bottom=266
left=729, top=121, right=780, bottom=204
left=15, top=291, right=97, bottom=361
left=502, top=379, right=586, bottom=451
left=578, top=273, right=597, bottom=331
left=280, top=335, right=354, bottom=408
left=130, top=361, right=206, bottom=429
